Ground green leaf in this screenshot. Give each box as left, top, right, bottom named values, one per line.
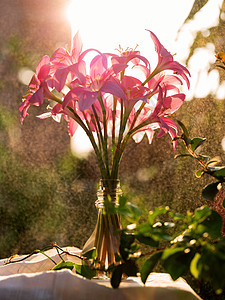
left=177, top=120, right=189, bottom=138
left=136, top=234, right=159, bottom=247
left=202, top=182, right=220, bottom=201
left=194, top=205, right=211, bottom=223
left=161, top=247, right=194, bottom=281
left=52, top=260, right=75, bottom=271
left=190, top=253, right=201, bottom=279
left=82, top=248, right=97, bottom=260
left=140, top=251, right=162, bottom=284
left=117, top=200, right=142, bottom=221
left=111, top=265, right=123, bottom=288
left=190, top=137, right=206, bottom=152
left=208, top=166, right=225, bottom=173
left=169, top=212, right=185, bottom=220
left=198, top=155, right=210, bottom=163
left=122, top=260, right=139, bottom=277
left=197, top=210, right=223, bottom=239
left=74, top=263, right=96, bottom=280
left=195, top=169, right=204, bottom=178
left=222, top=198, right=225, bottom=208
left=214, top=167, right=225, bottom=177
left=119, top=231, right=135, bottom=261
left=148, top=206, right=169, bottom=225
left=118, top=195, right=128, bottom=208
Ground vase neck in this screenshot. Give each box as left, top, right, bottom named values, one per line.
left=95, top=179, right=122, bottom=208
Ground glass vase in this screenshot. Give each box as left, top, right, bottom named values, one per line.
left=82, top=179, right=122, bottom=272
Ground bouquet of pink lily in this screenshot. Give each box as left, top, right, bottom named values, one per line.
left=19, top=30, right=190, bottom=271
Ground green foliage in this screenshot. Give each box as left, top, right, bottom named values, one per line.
left=74, top=262, right=97, bottom=280
left=140, top=251, right=162, bottom=284
left=52, top=261, right=75, bottom=271
left=109, top=202, right=225, bottom=293
left=175, top=121, right=225, bottom=201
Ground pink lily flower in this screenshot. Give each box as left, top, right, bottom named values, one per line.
left=49, top=31, right=83, bottom=92
left=111, top=49, right=150, bottom=69
left=120, top=75, right=155, bottom=112
left=131, top=86, right=183, bottom=148
left=147, top=30, right=190, bottom=89
left=62, top=53, right=126, bottom=111
left=19, top=55, right=52, bottom=123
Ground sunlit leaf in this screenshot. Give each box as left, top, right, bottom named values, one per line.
left=52, top=260, right=75, bottom=271
left=194, top=205, right=211, bottom=223
left=169, top=211, right=185, bottom=220
left=148, top=206, right=169, bottom=225
left=195, top=169, right=204, bottom=178
left=140, top=251, right=162, bottom=284
left=74, top=263, right=96, bottom=279
left=190, top=253, right=201, bottom=279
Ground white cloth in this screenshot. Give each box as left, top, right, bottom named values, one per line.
left=0, top=247, right=202, bottom=300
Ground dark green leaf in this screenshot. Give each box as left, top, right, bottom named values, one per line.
left=202, top=182, right=220, bottom=201
left=136, top=234, right=159, bottom=247
left=161, top=247, right=194, bottom=281
left=198, top=155, right=210, bottom=163
left=118, top=195, right=128, bottom=208
left=111, top=265, right=123, bottom=288
left=52, top=260, right=75, bottom=271
left=190, top=137, right=206, bottom=152
left=177, top=120, right=189, bottom=139
left=82, top=248, right=97, bottom=260
left=140, top=251, right=162, bottom=284
left=74, top=263, right=96, bottom=280
left=197, top=210, right=223, bottom=239
left=214, top=167, right=225, bottom=177
left=119, top=231, right=135, bottom=261
left=222, top=198, right=225, bottom=209
left=123, top=260, right=139, bottom=277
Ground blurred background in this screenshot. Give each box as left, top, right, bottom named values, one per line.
left=0, top=0, right=225, bottom=262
